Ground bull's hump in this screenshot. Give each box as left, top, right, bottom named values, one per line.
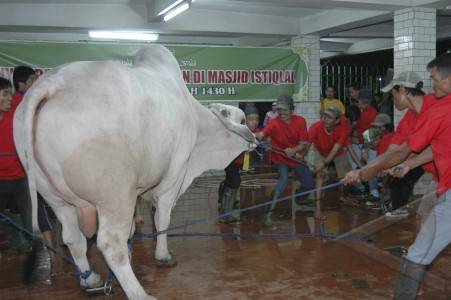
left=133, top=45, right=180, bottom=73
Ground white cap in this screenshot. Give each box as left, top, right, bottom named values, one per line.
left=381, top=71, right=422, bottom=93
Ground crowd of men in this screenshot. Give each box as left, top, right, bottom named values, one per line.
left=226, top=52, right=451, bottom=299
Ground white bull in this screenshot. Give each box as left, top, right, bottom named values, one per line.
left=13, top=45, right=256, bottom=299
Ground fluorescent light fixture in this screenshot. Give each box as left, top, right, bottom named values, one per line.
left=158, top=0, right=184, bottom=16
left=89, top=31, right=159, bottom=41
left=163, top=2, right=189, bottom=22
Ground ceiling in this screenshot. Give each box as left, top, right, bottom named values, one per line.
left=0, top=0, right=450, bottom=58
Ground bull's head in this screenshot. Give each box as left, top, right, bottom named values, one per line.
left=208, top=103, right=257, bottom=146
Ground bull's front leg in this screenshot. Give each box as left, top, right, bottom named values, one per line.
left=154, top=192, right=177, bottom=268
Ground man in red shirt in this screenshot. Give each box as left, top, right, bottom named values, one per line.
left=371, top=114, right=394, bottom=156
left=344, top=71, right=438, bottom=216
left=349, top=89, right=379, bottom=199
left=360, top=113, right=395, bottom=210
left=1, top=67, right=53, bottom=260
left=255, top=95, right=314, bottom=227
left=0, top=76, right=33, bottom=251
left=343, top=53, right=451, bottom=299
left=308, top=106, right=351, bottom=216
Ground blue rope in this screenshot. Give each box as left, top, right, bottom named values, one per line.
left=0, top=210, right=77, bottom=267
left=0, top=181, right=344, bottom=245
left=76, top=269, right=92, bottom=280
left=0, top=180, right=348, bottom=284
left=0, top=152, right=16, bottom=157
left=140, top=181, right=343, bottom=238
left=137, top=231, right=337, bottom=239
left=0, top=210, right=105, bottom=280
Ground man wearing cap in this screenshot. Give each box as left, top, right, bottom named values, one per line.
left=343, top=53, right=451, bottom=299
left=263, top=101, right=278, bottom=127
left=320, top=86, right=346, bottom=115
left=372, top=114, right=393, bottom=153
left=362, top=113, right=394, bottom=210
left=344, top=71, right=438, bottom=205
left=348, top=89, right=379, bottom=200
left=255, top=95, right=314, bottom=227
left=308, top=105, right=352, bottom=217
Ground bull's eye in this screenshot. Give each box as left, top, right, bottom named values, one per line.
left=220, top=109, right=231, bottom=118
left=240, top=119, right=245, bottom=125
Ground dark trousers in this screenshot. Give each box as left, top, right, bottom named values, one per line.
left=224, top=163, right=241, bottom=189
left=388, top=167, right=425, bottom=210
left=0, top=178, right=52, bottom=232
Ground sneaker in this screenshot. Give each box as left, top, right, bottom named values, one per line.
left=365, top=200, right=376, bottom=207
left=385, top=208, right=409, bottom=219
left=296, top=204, right=315, bottom=212
left=224, top=216, right=241, bottom=225
left=346, top=186, right=366, bottom=196
left=365, top=194, right=380, bottom=204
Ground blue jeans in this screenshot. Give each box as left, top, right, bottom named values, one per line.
left=350, top=144, right=379, bottom=198
left=269, top=163, right=315, bottom=212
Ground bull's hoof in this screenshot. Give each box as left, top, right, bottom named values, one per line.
left=80, top=272, right=103, bottom=290
left=155, top=257, right=177, bottom=268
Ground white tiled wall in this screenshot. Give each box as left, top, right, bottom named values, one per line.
left=394, top=7, right=436, bottom=195
left=291, top=35, right=321, bottom=127
left=394, top=7, right=436, bottom=125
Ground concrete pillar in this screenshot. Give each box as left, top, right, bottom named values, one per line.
left=393, top=7, right=436, bottom=195
left=393, top=7, right=436, bottom=125
left=291, top=35, right=321, bottom=126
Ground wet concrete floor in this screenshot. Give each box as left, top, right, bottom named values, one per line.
left=1, top=181, right=451, bottom=299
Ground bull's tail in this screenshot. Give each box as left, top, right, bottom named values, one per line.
left=14, top=76, right=54, bottom=283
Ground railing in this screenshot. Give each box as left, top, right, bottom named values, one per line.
left=320, top=63, right=390, bottom=107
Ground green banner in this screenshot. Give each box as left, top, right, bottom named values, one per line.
left=0, top=41, right=308, bottom=102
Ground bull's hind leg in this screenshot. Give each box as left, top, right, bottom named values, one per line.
left=49, top=202, right=103, bottom=289
left=96, top=193, right=155, bottom=300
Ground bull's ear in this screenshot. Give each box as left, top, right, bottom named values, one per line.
left=208, top=104, right=256, bottom=144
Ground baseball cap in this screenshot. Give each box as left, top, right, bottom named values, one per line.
left=358, top=89, right=373, bottom=105
left=322, top=105, right=341, bottom=119
left=276, top=95, right=294, bottom=110
left=245, top=106, right=259, bottom=116
left=381, top=71, right=422, bottom=93
left=372, top=113, right=392, bottom=127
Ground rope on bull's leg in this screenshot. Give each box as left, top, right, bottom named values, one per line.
left=1, top=209, right=115, bottom=294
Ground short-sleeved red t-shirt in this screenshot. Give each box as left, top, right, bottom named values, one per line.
left=376, top=132, right=395, bottom=155
left=408, top=94, right=451, bottom=195
left=391, top=94, right=438, bottom=180
left=355, top=105, right=378, bottom=144
left=263, top=115, right=308, bottom=167
left=308, top=120, right=350, bottom=157
left=0, top=92, right=26, bottom=180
